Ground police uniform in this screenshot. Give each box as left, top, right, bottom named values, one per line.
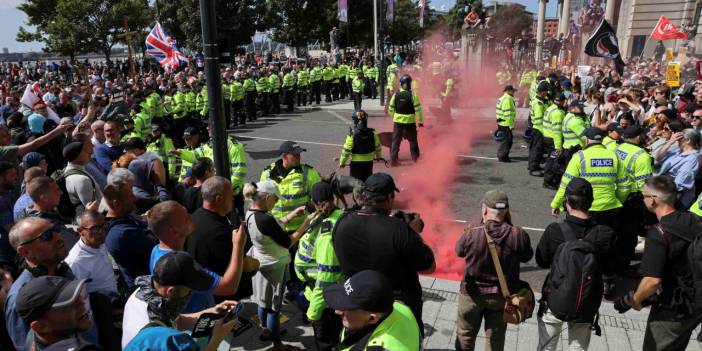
left=309, top=64, right=323, bottom=105
left=528, top=94, right=547, bottom=173
left=322, top=65, right=335, bottom=103
left=614, top=126, right=654, bottom=273
left=147, top=128, right=178, bottom=178
left=297, top=67, right=310, bottom=106
left=542, top=98, right=566, bottom=157
left=351, top=74, right=364, bottom=110
left=255, top=73, right=270, bottom=116
left=388, top=83, right=423, bottom=165
left=496, top=86, right=517, bottom=162
left=339, top=119, right=382, bottom=182
left=243, top=76, right=257, bottom=122
left=269, top=71, right=281, bottom=114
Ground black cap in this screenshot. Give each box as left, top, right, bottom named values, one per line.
left=123, top=137, right=147, bottom=151
left=607, top=122, right=624, bottom=133
left=278, top=141, right=306, bottom=154
left=62, top=141, right=84, bottom=162
left=581, top=127, right=606, bottom=141
left=152, top=251, right=214, bottom=291
left=622, top=125, right=647, bottom=139
left=569, top=100, right=584, bottom=110
left=151, top=124, right=161, bottom=132
left=548, top=72, right=559, bottom=79
left=323, top=270, right=394, bottom=313
left=660, top=109, right=677, bottom=121
left=565, top=177, right=593, bottom=200
left=311, top=182, right=334, bottom=203
left=504, top=85, right=516, bottom=92
left=363, top=173, right=400, bottom=197
left=16, top=276, right=88, bottom=323
left=554, top=93, right=567, bottom=102
left=183, top=126, right=200, bottom=138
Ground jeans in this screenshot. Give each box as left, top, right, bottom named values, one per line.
left=257, top=306, right=282, bottom=341
left=455, top=292, right=506, bottom=351
left=537, top=309, right=592, bottom=351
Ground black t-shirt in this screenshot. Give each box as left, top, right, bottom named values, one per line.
left=186, top=207, right=253, bottom=300
left=332, top=207, right=435, bottom=323
left=182, top=186, right=203, bottom=214
left=247, top=210, right=291, bottom=248
left=640, top=211, right=700, bottom=304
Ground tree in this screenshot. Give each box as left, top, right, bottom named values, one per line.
left=488, top=4, right=532, bottom=40
left=386, top=0, right=437, bottom=46
left=158, top=0, right=269, bottom=51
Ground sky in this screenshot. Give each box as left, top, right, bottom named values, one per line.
left=0, top=0, right=559, bottom=53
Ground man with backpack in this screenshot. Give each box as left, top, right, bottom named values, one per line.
left=61, top=141, right=102, bottom=219
left=615, top=175, right=702, bottom=350
left=536, top=178, right=614, bottom=350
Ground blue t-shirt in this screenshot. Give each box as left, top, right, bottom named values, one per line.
left=13, top=193, right=32, bottom=222
left=149, top=246, right=220, bottom=313
left=124, top=325, right=199, bottom=351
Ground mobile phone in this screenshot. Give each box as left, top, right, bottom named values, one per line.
left=222, top=302, right=243, bottom=323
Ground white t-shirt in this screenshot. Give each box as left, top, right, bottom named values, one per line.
left=121, top=289, right=150, bottom=348
left=65, top=240, right=119, bottom=296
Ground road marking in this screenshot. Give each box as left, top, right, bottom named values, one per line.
left=457, top=154, right=498, bottom=161
left=328, top=110, right=353, bottom=125
left=449, top=218, right=545, bottom=232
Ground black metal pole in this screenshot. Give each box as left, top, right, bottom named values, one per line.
left=378, top=0, right=385, bottom=105
left=199, top=0, right=230, bottom=180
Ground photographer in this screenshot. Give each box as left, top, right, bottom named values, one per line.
left=615, top=176, right=702, bottom=350
left=332, top=172, right=435, bottom=331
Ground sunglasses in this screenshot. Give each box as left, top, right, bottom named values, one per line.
left=20, top=223, right=61, bottom=246
left=693, top=116, right=702, bottom=120
left=80, top=223, right=106, bottom=235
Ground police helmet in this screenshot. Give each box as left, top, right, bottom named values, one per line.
left=399, top=75, right=412, bottom=89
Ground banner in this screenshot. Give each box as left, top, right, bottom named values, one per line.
left=651, top=15, right=688, bottom=40
left=386, top=0, right=394, bottom=22
left=584, top=19, right=625, bottom=76
left=666, top=62, right=681, bottom=87
left=338, top=0, right=348, bottom=23
left=665, top=48, right=674, bottom=62
left=577, top=65, right=591, bottom=77
left=418, top=0, right=426, bottom=28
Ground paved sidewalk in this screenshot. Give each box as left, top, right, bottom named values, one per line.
left=220, top=276, right=702, bottom=351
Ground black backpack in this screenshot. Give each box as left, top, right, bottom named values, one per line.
left=655, top=224, right=702, bottom=315
left=542, top=223, right=603, bottom=324
left=51, top=168, right=94, bottom=219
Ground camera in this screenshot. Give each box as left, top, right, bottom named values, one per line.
left=392, top=210, right=424, bottom=233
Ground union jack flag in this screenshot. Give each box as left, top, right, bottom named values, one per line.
left=145, top=22, right=188, bottom=72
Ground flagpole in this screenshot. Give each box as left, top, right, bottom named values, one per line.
left=199, top=0, right=229, bottom=181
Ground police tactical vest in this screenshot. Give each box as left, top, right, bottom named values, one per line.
left=394, top=91, right=415, bottom=114
left=352, top=129, right=375, bottom=155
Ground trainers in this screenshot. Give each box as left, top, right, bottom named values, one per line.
left=529, top=170, right=544, bottom=177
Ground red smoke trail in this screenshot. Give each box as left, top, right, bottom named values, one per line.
left=384, top=28, right=502, bottom=280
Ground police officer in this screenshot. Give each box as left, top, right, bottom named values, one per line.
left=528, top=83, right=549, bottom=177
left=550, top=127, right=624, bottom=296
left=222, top=68, right=233, bottom=127
left=231, top=72, right=246, bottom=127
left=561, top=101, right=587, bottom=152
left=542, top=93, right=567, bottom=158
left=339, top=110, right=381, bottom=182
left=170, top=126, right=202, bottom=184
left=171, top=84, right=190, bottom=147
left=282, top=67, right=296, bottom=112
left=147, top=124, right=177, bottom=179
left=603, top=122, right=623, bottom=151
left=309, top=62, right=322, bottom=105
left=322, top=63, right=335, bottom=103
left=256, top=67, right=270, bottom=116
left=269, top=67, right=281, bottom=114
left=294, top=182, right=345, bottom=350
left=614, top=125, right=653, bottom=276
left=243, top=71, right=257, bottom=122
left=351, top=70, right=364, bottom=111
left=388, top=75, right=424, bottom=166
left=323, top=270, right=421, bottom=350
left=297, top=62, right=310, bottom=107
left=496, top=85, right=517, bottom=162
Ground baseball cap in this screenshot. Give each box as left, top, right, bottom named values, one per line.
left=22, top=152, right=45, bottom=168
left=363, top=173, right=400, bottom=197
left=482, top=189, right=509, bottom=210
left=311, top=182, right=334, bottom=203
left=554, top=93, right=567, bottom=102
left=323, top=270, right=394, bottom=313
left=16, top=276, right=89, bottom=323
left=62, top=142, right=84, bottom=162
left=504, top=85, right=516, bottom=92
left=151, top=124, right=162, bottom=132
left=254, top=180, right=280, bottom=198
left=278, top=141, right=306, bottom=154
left=565, top=177, right=593, bottom=200
left=622, top=125, right=647, bottom=139
left=536, top=82, right=550, bottom=93
left=183, top=126, right=200, bottom=139
left=152, top=251, right=215, bottom=291
left=581, top=127, right=605, bottom=141
left=548, top=72, right=559, bottom=79
left=607, top=122, right=624, bottom=133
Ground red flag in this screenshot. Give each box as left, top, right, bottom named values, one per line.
left=651, top=16, right=689, bottom=40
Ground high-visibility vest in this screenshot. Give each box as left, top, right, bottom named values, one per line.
left=351, top=77, right=364, bottom=93
left=543, top=105, right=565, bottom=149
left=256, top=76, right=269, bottom=93
left=309, top=67, right=322, bottom=82
left=389, top=89, right=423, bottom=124
left=614, top=142, right=653, bottom=202
left=269, top=74, right=281, bottom=93
left=294, top=209, right=345, bottom=321
left=132, top=112, right=151, bottom=139
left=529, top=97, right=546, bottom=133
left=338, top=64, right=349, bottom=78
left=562, top=113, right=586, bottom=149
left=339, top=128, right=381, bottom=165
left=322, top=67, right=335, bottom=81
left=222, top=82, right=232, bottom=101
left=243, top=78, right=256, bottom=92
left=339, top=302, right=420, bottom=351
left=550, top=143, right=624, bottom=212
left=147, top=134, right=177, bottom=176
left=495, top=93, right=516, bottom=128
left=231, top=81, right=244, bottom=101
left=260, top=162, right=321, bottom=231
left=180, top=138, right=248, bottom=194
left=602, top=136, right=619, bottom=151
left=172, top=91, right=188, bottom=119
left=297, top=70, right=309, bottom=87
left=282, top=73, right=295, bottom=88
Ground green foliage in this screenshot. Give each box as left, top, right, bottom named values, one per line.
left=445, top=0, right=482, bottom=40
left=489, top=4, right=532, bottom=40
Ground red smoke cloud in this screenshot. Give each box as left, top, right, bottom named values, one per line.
left=382, top=28, right=501, bottom=280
